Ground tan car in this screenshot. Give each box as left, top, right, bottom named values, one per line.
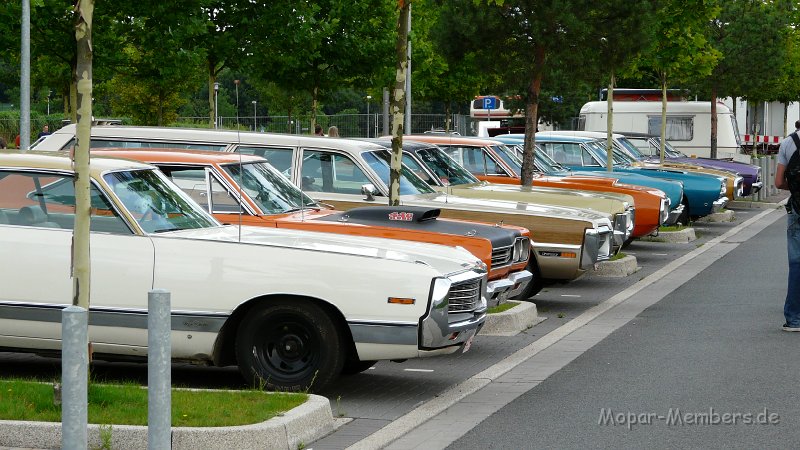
left=35, top=125, right=618, bottom=297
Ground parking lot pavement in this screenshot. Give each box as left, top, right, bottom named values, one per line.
left=0, top=200, right=785, bottom=450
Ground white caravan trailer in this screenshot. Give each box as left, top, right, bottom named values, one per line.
left=578, top=101, right=743, bottom=160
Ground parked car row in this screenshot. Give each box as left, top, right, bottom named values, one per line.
left=1, top=124, right=756, bottom=391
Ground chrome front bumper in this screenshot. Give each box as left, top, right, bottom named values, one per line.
left=711, top=196, right=729, bottom=213
left=663, top=203, right=685, bottom=226
left=485, top=269, right=534, bottom=307
left=750, top=181, right=763, bottom=194
left=420, top=271, right=487, bottom=350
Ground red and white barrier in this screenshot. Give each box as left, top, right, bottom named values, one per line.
left=742, top=134, right=782, bottom=145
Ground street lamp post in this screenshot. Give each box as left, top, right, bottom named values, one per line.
left=46, top=90, right=51, bottom=116
left=214, top=82, right=220, bottom=129
left=366, top=95, right=372, bottom=138
left=252, top=100, right=257, bottom=131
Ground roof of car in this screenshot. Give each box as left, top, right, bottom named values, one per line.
left=90, top=148, right=265, bottom=165
left=0, top=150, right=154, bottom=175
left=358, top=138, right=435, bottom=152
left=47, top=124, right=387, bottom=154
left=403, top=135, right=502, bottom=146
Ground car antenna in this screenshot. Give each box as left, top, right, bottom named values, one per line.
left=234, top=79, right=244, bottom=243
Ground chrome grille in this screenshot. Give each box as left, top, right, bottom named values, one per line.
left=448, top=278, right=482, bottom=313
left=491, top=245, right=513, bottom=268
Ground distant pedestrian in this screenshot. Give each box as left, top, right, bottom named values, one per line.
left=0, top=137, right=6, bottom=149
left=37, top=124, right=51, bottom=139
left=327, top=126, right=339, bottom=137
left=775, top=119, right=800, bottom=332
left=314, top=124, right=325, bottom=136
left=14, top=134, right=20, bottom=148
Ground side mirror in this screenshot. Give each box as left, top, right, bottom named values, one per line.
left=361, top=183, right=379, bottom=202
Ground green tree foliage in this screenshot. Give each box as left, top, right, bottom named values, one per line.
left=630, top=0, right=721, bottom=161
left=248, top=0, right=395, bottom=132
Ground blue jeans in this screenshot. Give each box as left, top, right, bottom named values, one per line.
left=786, top=211, right=800, bottom=326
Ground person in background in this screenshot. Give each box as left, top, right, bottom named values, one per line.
left=37, top=124, right=51, bottom=139
left=314, top=124, right=325, bottom=136
left=14, top=134, right=20, bottom=148
left=327, top=126, right=339, bottom=137
left=775, top=119, right=800, bottom=332
left=0, top=137, right=7, bottom=149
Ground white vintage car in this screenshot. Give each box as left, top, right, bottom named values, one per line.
left=0, top=152, right=488, bottom=391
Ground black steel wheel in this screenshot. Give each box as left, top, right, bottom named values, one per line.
left=235, top=300, right=345, bottom=392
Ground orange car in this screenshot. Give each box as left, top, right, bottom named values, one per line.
left=401, top=135, right=671, bottom=240
left=91, top=149, right=534, bottom=303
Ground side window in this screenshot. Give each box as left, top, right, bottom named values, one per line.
left=0, top=171, right=131, bottom=234
left=481, top=150, right=505, bottom=176
left=237, top=146, right=293, bottom=174
left=300, top=150, right=371, bottom=194
left=459, top=147, right=487, bottom=175
left=647, top=116, right=694, bottom=141
left=158, top=166, right=209, bottom=209
left=208, top=176, right=244, bottom=213
left=581, top=146, right=600, bottom=166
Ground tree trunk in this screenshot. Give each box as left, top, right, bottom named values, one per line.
left=389, top=0, right=411, bottom=206
left=660, top=72, right=667, bottom=164
left=73, top=0, right=93, bottom=310
left=521, top=43, right=545, bottom=186
left=606, top=73, right=614, bottom=172
left=310, top=85, right=319, bottom=134
left=710, top=84, right=718, bottom=159
left=208, top=61, right=216, bottom=128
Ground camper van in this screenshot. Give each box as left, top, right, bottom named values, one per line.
left=578, top=101, right=743, bottom=160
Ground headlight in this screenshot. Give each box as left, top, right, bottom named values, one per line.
left=512, top=237, right=531, bottom=263
left=660, top=197, right=670, bottom=224
left=719, top=179, right=726, bottom=196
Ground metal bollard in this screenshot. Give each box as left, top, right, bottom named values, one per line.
left=62, top=305, right=88, bottom=450
left=148, top=290, right=172, bottom=450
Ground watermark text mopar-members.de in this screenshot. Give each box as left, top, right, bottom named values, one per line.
left=598, top=408, right=780, bottom=430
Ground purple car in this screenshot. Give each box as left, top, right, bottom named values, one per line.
left=620, top=134, right=763, bottom=196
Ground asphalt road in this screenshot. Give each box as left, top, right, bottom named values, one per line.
left=0, top=200, right=788, bottom=450
left=447, top=206, right=798, bottom=450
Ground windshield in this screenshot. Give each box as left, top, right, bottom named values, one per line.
left=652, top=138, right=686, bottom=157
left=414, top=147, right=479, bottom=185
left=223, top=162, right=318, bottom=214
left=492, top=145, right=521, bottom=176
left=615, top=137, right=646, bottom=160
left=587, top=141, right=633, bottom=165
left=104, top=169, right=218, bottom=233
left=362, top=151, right=436, bottom=194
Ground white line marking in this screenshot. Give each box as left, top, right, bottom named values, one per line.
left=403, top=369, right=434, bottom=373
left=653, top=253, right=669, bottom=256
left=560, top=294, right=581, bottom=298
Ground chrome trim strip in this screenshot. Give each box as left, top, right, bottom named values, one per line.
left=0, top=302, right=227, bottom=332
left=348, top=322, right=418, bottom=345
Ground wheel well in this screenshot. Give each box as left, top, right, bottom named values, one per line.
left=211, top=294, right=354, bottom=367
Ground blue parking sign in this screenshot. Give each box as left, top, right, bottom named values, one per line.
left=482, top=97, right=498, bottom=110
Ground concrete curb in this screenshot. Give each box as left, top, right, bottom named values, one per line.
left=0, top=393, right=333, bottom=450
left=695, top=209, right=735, bottom=223
left=480, top=301, right=545, bottom=336
left=594, top=255, right=640, bottom=277
left=729, top=200, right=785, bottom=209
left=640, top=227, right=697, bottom=243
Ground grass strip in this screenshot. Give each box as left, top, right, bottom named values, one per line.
left=0, top=379, right=307, bottom=427
left=488, top=301, right=520, bottom=314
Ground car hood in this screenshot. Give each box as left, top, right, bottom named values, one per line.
left=160, top=225, right=483, bottom=276
left=448, top=182, right=632, bottom=213
left=571, top=170, right=684, bottom=208
left=401, top=191, right=613, bottom=227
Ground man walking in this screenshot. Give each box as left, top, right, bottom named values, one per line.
left=775, top=120, right=800, bottom=332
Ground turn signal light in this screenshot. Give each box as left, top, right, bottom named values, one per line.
left=561, top=252, right=577, bottom=258
left=388, top=297, right=415, bottom=305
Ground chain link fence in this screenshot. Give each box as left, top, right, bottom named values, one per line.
left=177, top=113, right=471, bottom=137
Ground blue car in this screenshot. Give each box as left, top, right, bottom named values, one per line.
left=492, top=135, right=686, bottom=224
left=529, top=134, right=728, bottom=219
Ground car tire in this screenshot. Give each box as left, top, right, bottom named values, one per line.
left=341, top=359, right=377, bottom=375
left=676, top=195, right=690, bottom=225
left=235, top=300, right=345, bottom=392
left=512, top=257, right=545, bottom=300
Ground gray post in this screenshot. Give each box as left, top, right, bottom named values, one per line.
left=20, top=0, right=31, bottom=151
left=62, top=305, right=88, bottom=450
left=148, top=290, right=172, bottom=450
